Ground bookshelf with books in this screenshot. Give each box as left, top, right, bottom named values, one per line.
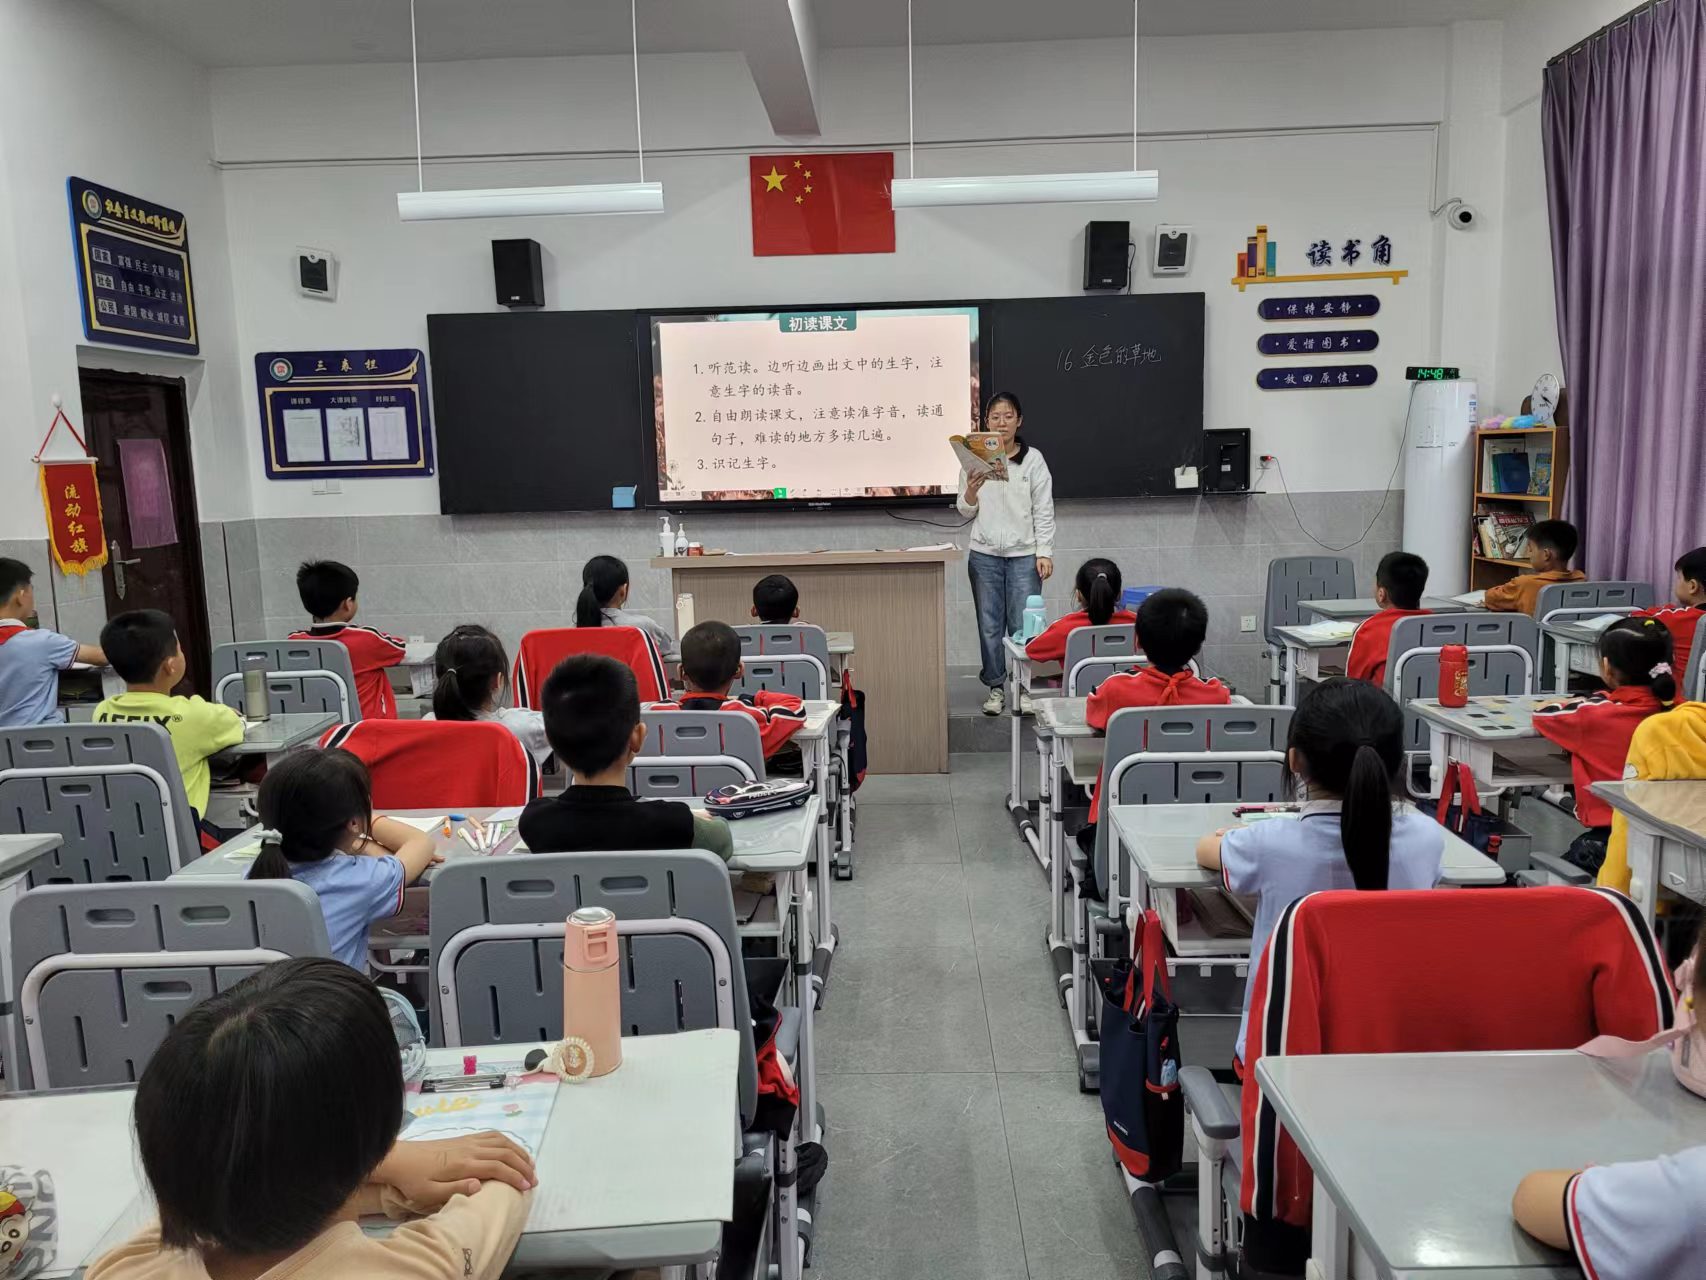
left=1469, top=395, right=1569, bottom=591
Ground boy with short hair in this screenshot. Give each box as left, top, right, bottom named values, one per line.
left=1346, top=551, right=1431, bottom=687
left=517, top=653, right=734, bottom=859
left=1633, top=546, right=1706, bottom=677
left=651, top=620, right=806, bottom=760
left=751, top=574, right=801, bottom=626
left=1081, top=588, right=1231, bottom=830
left=288, top=560, right=405, bottom=720
left=0, top=557, right=104, bottom=726
left=1484, top=519, right=1587, bottom=614
left=93, top=609, right=244, bottom=823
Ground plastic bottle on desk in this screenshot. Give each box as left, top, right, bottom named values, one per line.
left=659, top=514, right=674, bottom=558
left=1020, top=594, right=1048, bottom=641
left=242, top=655, right=271, bottom=721
left=561, top=907, right=622, bottom=1078
left=674, top=523, right=689, bottom=556
left=1439, top=644, right=1470, bottom=707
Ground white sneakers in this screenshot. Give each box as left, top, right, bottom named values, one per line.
left=1018, top=691, right=1035, bottom=715
left=982, top=686, right=1006, bottom=716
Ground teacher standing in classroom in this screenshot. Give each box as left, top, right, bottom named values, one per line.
left=958, top=391, right=1057, bottom=716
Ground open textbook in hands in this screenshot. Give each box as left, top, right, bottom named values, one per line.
left=950, top=432, right=1009, bottom=480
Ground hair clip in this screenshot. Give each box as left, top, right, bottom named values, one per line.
left=1651, top=662, right=1674, bottom=677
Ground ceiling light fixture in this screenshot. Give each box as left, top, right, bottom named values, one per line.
left=396, top=0, right=663, bottom=222
left=889, top=0, right=1156, bottom=210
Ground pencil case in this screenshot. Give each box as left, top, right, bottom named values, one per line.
left=704, top=780, right=814, bottom=819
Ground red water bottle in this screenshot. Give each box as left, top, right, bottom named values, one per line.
left=1439, top=644, right=1470, bottom=707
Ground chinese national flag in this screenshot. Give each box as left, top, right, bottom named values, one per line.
left=750, top=152, right=895, bottom=256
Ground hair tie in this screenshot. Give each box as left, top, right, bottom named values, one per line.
left=1094, top=571, right=1108, bottom=579
left=1651, top=662, right=1673, bottom=678
left=442, top=666, right=457, bottom=676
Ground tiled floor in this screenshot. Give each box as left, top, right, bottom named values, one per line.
left=811, top=752, right=1157, bottom=1280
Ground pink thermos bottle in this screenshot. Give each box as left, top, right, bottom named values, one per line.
left=562, top=907, right=623, bottom=1078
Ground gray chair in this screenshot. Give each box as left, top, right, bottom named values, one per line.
left=7, top=879, right=330, bottom=1090
left=1387, top=612, right=1540, bottom=755
left=629, top=709, right=766, bottom=800
left=1263, top=557, right=1355, bottom=702
left=1533, top=581, right=1657, bottom=692
left=1688, top=615, right=1706, bottom=702
left=210, top=639, right=360, bottom=721
left=1068, top=654, right=1202, bottom=697
left=0, top=723, right=198, bottom=883
left=1062, top=624, right=1139, bottom=694
left=734, top=656, right=824, bottom=701
left=735, top=625, right=831, bottom=693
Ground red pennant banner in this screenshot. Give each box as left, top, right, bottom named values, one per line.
left=40, top=460, right=108, bottom=576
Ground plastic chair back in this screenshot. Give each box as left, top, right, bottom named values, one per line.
left=320, top=719, right=539, bottom=808
left=1534, top=580, right=1656, bottom=624
left=628, top=709, right=766, bottom=799
left=1068, top=654, right=1201, bottom=697
left=1689, top=615, right=1706, bottom=702
left=512, top=626, right=668, bottom=708
left=1263, top=557, right=1355, bottom=647
left=210, top=640, right=359, bottom=721
left=1389, top=612, right=1540, bottom=751
left=733, top=656, right=823, bottom=701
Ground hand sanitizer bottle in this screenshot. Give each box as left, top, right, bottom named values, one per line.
left=659, top=514, right=674, bottom=558
left=674, top=523, right=689, bottom=555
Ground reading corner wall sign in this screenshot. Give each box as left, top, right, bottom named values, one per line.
left=68, top=178, right=198, bottom=355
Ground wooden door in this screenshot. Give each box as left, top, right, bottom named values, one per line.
left=77, top=370, right=212, bottom=697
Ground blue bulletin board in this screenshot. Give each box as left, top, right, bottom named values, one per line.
left=255, top=349, right=435, bottom=480
left=68, top=178, right=198, bottom=355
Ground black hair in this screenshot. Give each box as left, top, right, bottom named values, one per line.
left=1074, top=558, right=1123, bottom=627
left=539, top=653, right=641, bottom=775
left=1135, top=588, right=1208, bottom=672
left=1375, top=551, right=1429, bottom=610
left=1528, top=519, right=1579, bottom=564
left=135, top=957, right=402, bottom=1255
left=1288, top=677, right=1404, bottom=891
left=1677, top=547, right=1706, bottom=591
left=0, top=557, right=32, bottom=603
left=99, top=608, right=179, bottom=684
left=431, top=623, right=510, bottom=721
left=248, top=748, right=372, bottom=880
left=983, top=391, right=1023, bottom=423
left=576, top=555, right=631, bottom=629
left=753, top=574, right=800, bottom=625
left=296, top=560, right=360, bottom=620
left=1600, top=617, right=1678, bottom=705
left=681, top=620, right=742, bottom=693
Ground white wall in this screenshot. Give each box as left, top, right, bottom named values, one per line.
left=0, top=0, right=249, bottom=540
left=213, top=29, right=1458, bottom=519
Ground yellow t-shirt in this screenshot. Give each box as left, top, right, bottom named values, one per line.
left=92, top=691, right=245, bottom=815
left=1599, top=701, right=1706, bottom=894
left=87, top=1184, right=529, bottom=1280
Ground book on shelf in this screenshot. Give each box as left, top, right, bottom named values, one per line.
left=1529, top=451, right=1552, bottom=496
left=1475, top=511, right=1534, bottom=560
left=1491, top=451, right=1530, bottom=494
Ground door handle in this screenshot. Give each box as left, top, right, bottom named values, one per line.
left=112, top=540, right=141, bottom=600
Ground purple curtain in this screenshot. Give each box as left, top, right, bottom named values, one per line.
left=1543, top=0, right=1706, bottom=591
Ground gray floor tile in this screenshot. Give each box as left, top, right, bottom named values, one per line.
left=962, top=855, right=1051, bottom=955
left=996, top=1071, right=1152, bottom=1280
left=857, top=773, right=954, bottom=806
left=853, top=801, right=964, bottom=864
left=978, top=947, right=1077, bottom=1073
left=949, top=749, right=1024, bottom=803
left=833, top=859, right=976, bottom=949
left=818, top=945, right=994, bottom=1073
left=955, top=798, right=1038, bottom=865
left=812, top=1073, right=1029, bottom=1280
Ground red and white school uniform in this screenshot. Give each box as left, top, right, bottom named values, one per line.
left=1084, top=666, right=1230, bottom=819
left=290, top=622, right=406, bottom=720
left=651, top=691, right=807, bottom=760
left=1632, top=603, right=1704, bottom=676
left=1023, top=609, right=1138, bottom=665
left=1344, top=607, right=1430, bottom=687
left=1532, top=686, right=1666, bottom=827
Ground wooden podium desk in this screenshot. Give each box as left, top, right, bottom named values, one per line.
left=652, top=549, right=960, bottom=773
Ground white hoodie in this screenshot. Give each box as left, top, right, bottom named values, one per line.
left=956, top=439, right=1056, bottom=559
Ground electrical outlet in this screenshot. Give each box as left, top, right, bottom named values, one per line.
left=1240, top=615, right=1257, bottom=633
left=312, top=478, right=343, bottom=495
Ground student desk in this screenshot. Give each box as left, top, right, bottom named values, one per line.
left=654, top=549, right=955, bottom=773
left=212, top=710, right=338, bottom=766
left=394, top=638, right=440, bottom=700
left=1540, top=618, right=1611, bottom=693
left=1000, top=636, right=1058, bottom=869
left=54, top=662, right=124, bottom=722
left=1256, top=1048, right=1706, bottom=1279
left=16, top=1031, right=741, bottom=1276
left=1271, top=621, right=1357, bottom=704
left=1409, top=694, right=1570, bottom=800
left=1298, top=596, right=1476, bottom=623
left=1032, top=697, right=1097, bottom=953
left=1590, top=779, right=1706, bottom=932
left=0, top=833, right=63, bottom=1092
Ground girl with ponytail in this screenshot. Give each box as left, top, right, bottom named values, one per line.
left=1022, top=557, right=1139, bottom=665
left=247, top=749, right=440, bottom=971
left=426, top=624, right=550, bottom=766
left=575, top=555, right=674, bottom=653
left=1534, top=615, right=1678, bottom=875
left=1197, top=677, right=1445, bottom=1071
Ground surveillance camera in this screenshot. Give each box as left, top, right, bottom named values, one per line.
left=1447, top=201, right=1478, bottom=230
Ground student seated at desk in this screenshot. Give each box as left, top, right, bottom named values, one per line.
left=1023, top=557, right=1138, bottom=666
left=1346, top=551, right=1430, bottom=686
left=93, top=609, right=244, bottom=843
left=1511, top=929, right=1706, bottom=1280
left=578, top=554, right=673, bottom=655
left=1534, top=618, right=1677, bottom=875
left=1076, top=588, right=1229, bottom=851
left=652, top=621, right=806, bottom=765
left=1196, top=679, right=1444, bottom=1074
left=247, top=749, right=441, bottom=971
left=519, top=653, right=734, bottom=860
left=424, top=624, right=550, bottom=767
left=0, top=556, right=104, bottom=726
left=290, top=559, right=406, bottom=720
left=88, top=957, right=536, bottom=1280
left=1483, top=518, right=1587, bottom=613
left=752, top=572, right=801, bottom=625
left=1596, top=695, right=1706, bottom=897
left=1633, top=545, right=1706, bottom=676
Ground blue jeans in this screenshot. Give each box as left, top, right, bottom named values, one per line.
left=969, top=550, right=1041, bottom=688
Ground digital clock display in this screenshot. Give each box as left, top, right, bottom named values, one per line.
left=1406, top=366, right=1462, bottom=381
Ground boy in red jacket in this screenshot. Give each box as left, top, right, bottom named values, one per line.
left=1346, top=551, right=1431, bottom=688
left=1632, top=546, right=1705, bottom=679
left=1077, top=589, right=1230, bottom=850
left=289, top=560, right=405, bottom=720
left=652, top=620, right=806, bottom=764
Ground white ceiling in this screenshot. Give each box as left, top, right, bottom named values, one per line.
left=92, top=0, right=1518, bottom=68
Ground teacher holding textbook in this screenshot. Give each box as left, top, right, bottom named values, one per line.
left=958, top=391, right=1056, bottom=716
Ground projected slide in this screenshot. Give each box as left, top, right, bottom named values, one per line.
left=651, top=306, right=979, bottom=503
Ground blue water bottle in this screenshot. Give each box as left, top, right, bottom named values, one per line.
left=1021, top=594, right=1048, bottom=641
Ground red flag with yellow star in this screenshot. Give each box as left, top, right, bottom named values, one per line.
left=749, top=152, right=895, bottom=256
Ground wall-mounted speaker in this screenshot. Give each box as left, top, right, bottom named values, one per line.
left=1083, top=220, right=1132, bottom=291
left=492, top=238, right=545, bottom=309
